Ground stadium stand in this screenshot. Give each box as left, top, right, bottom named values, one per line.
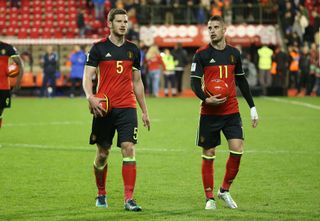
left=0, top=0, right=109, bottom=39
left=1, top=0, right=319, bottom=97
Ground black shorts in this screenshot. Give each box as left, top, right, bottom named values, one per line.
left=0, top=90, right=11, bottom=109
left=197, top=113, right=243, bottom=149
left=89, top=108, right=138, bottom=148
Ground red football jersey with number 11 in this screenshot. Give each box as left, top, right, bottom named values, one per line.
left=86, top=38, right=141, bottom=108
left=191, top=44, right=245, bottom=116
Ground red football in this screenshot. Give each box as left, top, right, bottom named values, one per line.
left=204, top=79, right=230, bottom=98
left=7, top=63, right=19, bottom=78
left=94, top=93, right=111, bottom=116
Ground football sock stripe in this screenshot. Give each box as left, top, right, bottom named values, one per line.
left=202, top=154, right=216, bottom=160
left=230, top=150, right=244, bottom=155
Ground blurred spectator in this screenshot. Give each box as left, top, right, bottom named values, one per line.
left=146, top=45, right=166, bottom=97
left=77, top=9, right=89, bottom=38
left=273, top=46, right=288, bottom=90
left=93, top=0, right=106, bottom=21
left=232, top=0, right=244, bottom=23
left=257, top=45, right=273, bottom=95
left=292, top=11, right=308, bottom=43
left=162, top=49, right=176, bottom=97
left=297, top=45, right=310, bottom=95
left=20, top=51, right=33, bottom=73
left=196, top=1, right=210, bottom=24
left=86, top=0, right=94, bottom=9
left=242, top=53, right=258, bottom=88
left=69, top=45, right=86, bottom=97
left=127, top=7, right=138, bottom=26
left=137, top=0, right=151, bottom=25
left=115, top=0, right=124, bottom=9
left=162, top=0, right=174, bottom=25
left=127, top=23, right=140, bottom=43
left=281, top=1, right=295, bottom=34
left=139, top=42, right=148, bottom=94
left=287, top=31, right=302, bottom=48
left=211, top=0, right=223, bottom=17
left=10, top=0, right=20, bottom=8
left=171, top=43, right=188, bottom=95
left=223, top=0, right=232, bottom=25
left=308, top=43, right=319, bottom=95
left=288, top=46, right=300, bottom=90
left=40, top=46, right=59, bottom=97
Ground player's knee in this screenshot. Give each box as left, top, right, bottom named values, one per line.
left=202, top=148, right=216, bottom=157
left=98, top=151, right=109, bottom=160
left=231, top=143, right=244, bottom=153
left=121, top=142, right=135, bottom=157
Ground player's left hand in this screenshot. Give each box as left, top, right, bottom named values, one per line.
left=142, top=113, right=150, bottom=131
left=250, top=107, right=258, bottom=128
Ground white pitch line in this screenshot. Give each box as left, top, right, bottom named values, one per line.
left=264, top=97, right=320, bottom=110
left=1, top=143, right=319, bottom=155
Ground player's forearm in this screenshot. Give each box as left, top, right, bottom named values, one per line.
left=134, top=80, right=148, bottom=114
left=83, top=77, right=93, bottom=99
left=236, top=75, right=255, bottom=108
left=82, top=66, right=95, bottom=99
left=191, top=76, right=207, bottom=101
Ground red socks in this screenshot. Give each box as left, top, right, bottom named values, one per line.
left=122, top=160, right=136, bottom=202
left=202, top=151, right=242, bottom=198
left=94, top=157, right=137, bottom=201
left=94, top=163, right=108, bottom=196
left=201, top=155, right=215, bottom=199
left=222, top=153, right=242, bottom=190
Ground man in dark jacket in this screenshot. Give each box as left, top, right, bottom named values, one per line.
left=171, top=43, right=188, bottom=95
left=40, top=46, right=58, bottom=97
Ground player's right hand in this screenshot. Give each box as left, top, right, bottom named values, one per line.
left=88, top=95, right=107, bottom=118
left=205, top=94, right=227, bottom=106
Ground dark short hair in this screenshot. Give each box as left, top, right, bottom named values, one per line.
left=107, top=8, right=127, bottom=22
left=209, top=16, right=225, bottom=24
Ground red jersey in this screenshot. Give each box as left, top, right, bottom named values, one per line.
left=191, top=44, right=244, bottom=116
left=86, top=38, right=141, bottom=108
left=0, top=41, right=18, bottom=90
left=146, top=55, right=165, bottom=71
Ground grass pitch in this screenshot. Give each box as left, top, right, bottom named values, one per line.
left=0, top=96, right=319, bottom=221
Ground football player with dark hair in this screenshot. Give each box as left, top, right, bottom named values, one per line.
left=0, top=41, right=24, bottom=128
left=83, top=8, right=150, bottom=211
left=190, top=16, right=259, bottom=210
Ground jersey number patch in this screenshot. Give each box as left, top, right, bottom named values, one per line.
left=133, top=127, right=138, bottom=141
left=219, top=65, right=228, bottom=78
left=116, top=61, right=124, bottom=74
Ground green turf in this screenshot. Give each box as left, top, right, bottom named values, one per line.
left=0, top=96, right=319, bottom=221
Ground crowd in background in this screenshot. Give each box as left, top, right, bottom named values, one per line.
left=8, top=0, right=320, bottom=97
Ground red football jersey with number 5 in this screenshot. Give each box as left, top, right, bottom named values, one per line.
left=86, top=38, right=140, bottom=108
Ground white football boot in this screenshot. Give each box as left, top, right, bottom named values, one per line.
left=205, top=199, right=217, bottom=210
left=217, top=190, right=238, bottom=209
